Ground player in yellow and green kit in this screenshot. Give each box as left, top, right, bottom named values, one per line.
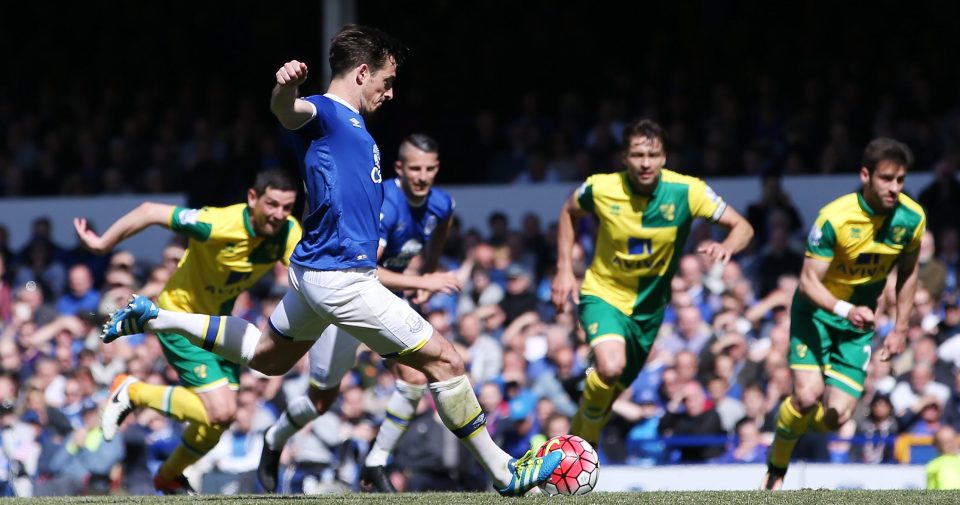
left=73, top=169, right=301, bottom=493
left=762, top=138, right=924, bottom=490
left=551, top=119, right=754, bottom=445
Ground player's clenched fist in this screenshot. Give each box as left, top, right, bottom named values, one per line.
left=276, top=60, right=308, bottom=87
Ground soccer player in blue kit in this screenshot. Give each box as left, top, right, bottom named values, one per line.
left=101, top=25, right=562, bottom=496
left=257, top=133, right=462, bottom=493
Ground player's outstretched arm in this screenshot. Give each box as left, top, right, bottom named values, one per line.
left=375, top=243, right=461, bottom=301
left=697, top=205, right=754, bottom=264
left=552, top=191, right=589, bottom=314
left=880, top=247, right=921, bottom=361
left=377, top=267, right=461, bottom=296
left=270, top=60, right=316, bottom=130
left=74, top=202, right=174, bottom=255
left=798, top=257, right=874, bottom=331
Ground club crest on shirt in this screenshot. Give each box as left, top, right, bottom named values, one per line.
left=371, top=145, right=383, bottom=183
left=890, top=226, right=906, bottom=244
left=659, top=203, right=675, bottom=221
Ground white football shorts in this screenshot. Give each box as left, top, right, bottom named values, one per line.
left=268, top=265, right=432, bottom=379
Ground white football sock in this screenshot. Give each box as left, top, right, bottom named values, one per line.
left=429, top=375, right=512, bottom=487
left=365, top=379, right=425, bottom=467
left=265, top=395, right=319, bottom=450
left=147, top=310, right=261, bottom=365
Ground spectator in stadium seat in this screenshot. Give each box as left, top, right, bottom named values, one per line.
left=752, top=210, right=804, bottom=298
left=707, top=377, right=745, bottom=434
left=851, top=394, right=897, bottom=464
left=739, top=383, right=776, bottom=435
left=917, top=230, right=947, bottom=303
left=890, top=362, right=951, bottom=415
left=745, top=173, right=803, bottom=244
left=457, top=312, right=502, bottom=384
left=941, top=372, right=960, bottom=432
left=457, top=265, right=504, bottom=316
left=197, top=402, right=262, bottom=494
left=936, top=227, right=960, bottom=298
left=35, top=404, right=124, bottom=496
left=660, top=306, right=712, bottom=356
left=499, top=263, right=539, bottom=326
left=713, top=417, right=767, bottom=463
left=657, top=380, right=726, bottom=462
left=927, top=425, right=960, bottom=489
left=897, top=394, right=946, bottom=436
left=910, top=336, right=954, bottom=386
left=919, top=160, right=960, bottom=238
left=14, top=241, right=66, bottom=300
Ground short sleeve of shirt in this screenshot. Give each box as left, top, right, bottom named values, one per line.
left=905, top=213, right=926, bottom=254
left=283, top=219, right=303, bottom=267
left=575, top=176, right=598, bottom=214
left=688, top=179, right=727, bottom=222
left=805, top=215, right=837, bottom=261
left=170, top=207, right=213, bottom=242
left=441, top=195, right=456, bottom=221
left=379, top=200, right=398, bottom=248
left=293, top=95, right=329, bottom=138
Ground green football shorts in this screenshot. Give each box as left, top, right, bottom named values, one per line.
left=156, top=331, right=240, bottom=392
left=579, top=295, right=664, bottom=388
left=788, top=311, right=872, bottom=399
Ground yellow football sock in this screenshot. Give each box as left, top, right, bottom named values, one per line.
left=129, top=383, right=210, bottom=425
left=158, top=422, right=226, bottom=480
left=571, top=370, right=619, bottom=445
left=768, top=396, right=814, bottom=470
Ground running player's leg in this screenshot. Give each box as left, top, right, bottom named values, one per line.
left=817, top=328, right=871, bottom=431
left=103, top=267, right=326, bottom=375
left=361, top=363, right=426, bottom=491
left=571, top=295, right=647, bottom=445
left=365, top=363, right=426, bottom=467
left=153, top=338, right=240, bottom=489
left=314, top=269, right=559, bottom=496
left=764, top=314, right=831, bottom=489
left=259, top=325, right=360, bottom=492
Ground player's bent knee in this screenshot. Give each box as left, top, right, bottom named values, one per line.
left=440, top=343, right=466, bottom=376
left=307, top=385, right=339, bottom=414
left=247, top=358, right=292, bottom=377
left=206, top=402, right=237, bottom=426
left=595, top=360, right=625, bottom=385
left=793, top=387, right=822, bottom=410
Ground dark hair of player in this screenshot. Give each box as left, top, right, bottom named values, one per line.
left=862, top=137, right=914, bottom=173
left=621, top=118, right=667, bottom=148
left=329, top=24, right=409, bottom=78
left=252, top=168, right=297, bottom=196
left=400, top=133, right=439, bottom=158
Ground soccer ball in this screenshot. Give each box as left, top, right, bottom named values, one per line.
left=535, top=434, right=600, bottom=495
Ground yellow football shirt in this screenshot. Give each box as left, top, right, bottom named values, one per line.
left=576, top=169, right=726, bottom=318
left=799, top=192, right=925, bottom=329
left=158, top=203, right=302, bottom=315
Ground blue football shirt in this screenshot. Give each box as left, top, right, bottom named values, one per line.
left=379, top=178, right=455, bottom=273
left=291, top=94, right=384, bottom=270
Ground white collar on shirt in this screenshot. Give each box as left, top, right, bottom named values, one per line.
left=324, top=93, right=360, bottom=114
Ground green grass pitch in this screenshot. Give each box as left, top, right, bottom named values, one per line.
left=5, top=491, right=960, bottom=505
